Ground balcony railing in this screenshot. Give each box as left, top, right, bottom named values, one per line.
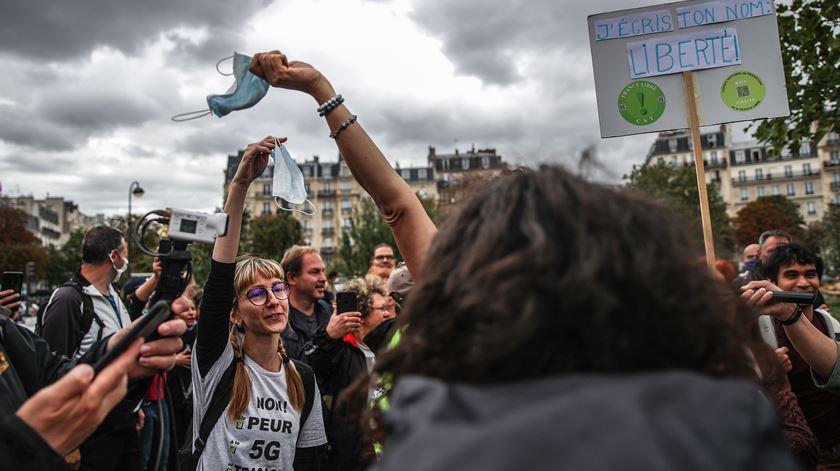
left=321, top=228, right=335, bottom=236
left=826, top=160, right=840, bottom=168
left=318, top=190, right=336, bottom=198
left=732, top=170, right=821, bottom=186
left=321, top=246, right=337, bottom=255
left=831, top=182, right=840, bottom=191
left=703, top=157, right=727, bottom=168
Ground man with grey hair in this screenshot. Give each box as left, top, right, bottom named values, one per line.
left=733, top=229, right=791, bottom=289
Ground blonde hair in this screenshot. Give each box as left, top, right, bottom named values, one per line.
left=228, top=254, right=305, bottom=420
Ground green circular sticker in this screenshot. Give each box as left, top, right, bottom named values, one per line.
left=618, top=80, right=666, bottom=126
left=720, top=71, right=766, bottom=111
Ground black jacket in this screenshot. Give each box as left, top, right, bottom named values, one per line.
left=282, top=300, right=333, bottom=360
left=305, top=325, right=372, bottom=471
left=0, top=309, right=109, bottom=470
left=373, top=372, right=801, bottom=471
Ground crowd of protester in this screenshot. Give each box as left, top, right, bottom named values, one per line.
left=2, top=49, right=840, bottom=471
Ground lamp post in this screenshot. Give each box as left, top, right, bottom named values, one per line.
left=128, top=181, right=144, bottom=277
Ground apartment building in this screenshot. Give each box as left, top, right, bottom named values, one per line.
left=0, top=195, right=100, bottom=247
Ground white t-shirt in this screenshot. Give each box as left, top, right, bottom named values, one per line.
left=192, top=342, right=327, bottom=471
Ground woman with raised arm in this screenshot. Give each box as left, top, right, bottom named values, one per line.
left=249, top=52, right=799, bottom=470
left=189, top=136, right=326, bottom=471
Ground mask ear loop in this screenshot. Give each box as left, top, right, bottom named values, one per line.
left=275, top=197, right=317, bottom=216
left=171, top=109, right=212, bottom=122
left=216, top=55, right=235, bottom=76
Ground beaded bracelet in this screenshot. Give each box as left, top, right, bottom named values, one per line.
left=317, top=95, right=344, bottom=117
left=329, top=114, right=358, bottom=139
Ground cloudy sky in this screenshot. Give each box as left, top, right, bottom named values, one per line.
left=0, top=0, right=734, bottom=217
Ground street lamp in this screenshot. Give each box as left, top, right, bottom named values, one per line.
left=128, top=181, right=145, bottom=276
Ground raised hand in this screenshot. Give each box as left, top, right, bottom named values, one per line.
left=231, top=135, right=287, bottom=187
left=249, top=51, right=332, bottom=98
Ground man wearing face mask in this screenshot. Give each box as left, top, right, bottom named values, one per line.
left=41, top=226, right=143, bottom=470
left=42, top=226, right=132, bottom=359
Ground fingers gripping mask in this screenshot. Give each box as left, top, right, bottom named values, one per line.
left=172, top=53, right=270, bottom=121
left=272, top=139, right=316, bottom=215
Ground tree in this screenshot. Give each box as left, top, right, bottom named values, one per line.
left=245, top=212, right=303, bottom=260
left=335, top=199, right=401, bottom=277
left=731, top=196, right=805, bottom=247
left=0, top=206, right=49, bottom=276
left=748, top=1, right=840, bottom=154
left=625, top=162, right=735, bottom=257
left=43, top=229, right=85, bottom=287
left=821, top=205, right=840, bottom=276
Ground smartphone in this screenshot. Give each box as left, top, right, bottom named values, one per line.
left=767, top=291, right=815, bottom=305
left=336, top=291, right=357, bottom=314
left=1, top=272, right=23, bottom=314
left=90, top=299, right=172, bottom=374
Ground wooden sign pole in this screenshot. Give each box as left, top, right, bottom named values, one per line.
left=683, top=71, right=717, bottom=271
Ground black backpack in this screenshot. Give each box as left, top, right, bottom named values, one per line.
left=177, top=358, right=317, bottom=471
left=37, top=280, right=105, bottom=347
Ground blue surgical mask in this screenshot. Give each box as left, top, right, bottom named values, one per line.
left=744, top=258, right=759, bottom=272
left=272, top=139, right=316, bottom=215
left=172, top=53, right=270, bottom=121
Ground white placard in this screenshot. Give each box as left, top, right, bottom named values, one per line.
left=676, top=0, right=774, bottom=28
left=593, top=10, right=674, bottom=41
left=627, top=27, right=741, bottom=78
left=587, top=0, right=789, bottom=138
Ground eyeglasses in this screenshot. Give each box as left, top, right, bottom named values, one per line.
left=374, top=255, right=394, bottom=261
left=243, top=281, right=290, bottom=306
left=370, top=304, right=389, bottom=313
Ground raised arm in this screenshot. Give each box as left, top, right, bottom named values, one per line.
left=250, top=52, right=438, bottom=281
left=195, top=136, right=282, bottom=375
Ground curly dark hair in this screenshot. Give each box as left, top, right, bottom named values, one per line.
left=761, top=243, right=823, bottom=283
left=374, top=165, right=751, bottom=383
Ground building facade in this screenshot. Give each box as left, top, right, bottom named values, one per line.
left=0, top=196, right=100, bottom=248
left=646, top=125, right=840, bottom=224
left=427, top=145, right=506, bottom=206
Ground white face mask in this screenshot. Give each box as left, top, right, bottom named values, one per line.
left=112, top=254, right=129, bottom=283
left=272, top=139, right=316, bottom=215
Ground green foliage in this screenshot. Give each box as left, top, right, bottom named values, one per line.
left=244, top=211, right=303, bottom=260
left=748, top=0, right=840, bottom=153
left=334, top=199, right=401, bottom=277
left=625, top=162, right=735, bottom=257
left=43, top=229, right=85, bottom=287
left=732, top=195, right=805, bottom=247
left=189, top=242, right=213, bottom=288
left=821, top=205, right=840, bottom=275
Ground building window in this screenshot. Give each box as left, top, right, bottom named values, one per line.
left=834, top=194, right=840, bottom=205
left=757, top=186, right=765, bottom=197
left=482, top=157, right=490, bottom=168
left=710, top=151, right=719, bottom=164
left=340, top=181, right=352, bottom=191
left=342, top=218, right=351, bottom=229
left=784, top=165, right=793, bottom=177
left=801, top=142, right=811, bottom=155
left=341, top=199, right=351, bottom=213
left=803, top=163, right=812, bottom=175
left=735, top=151, right=745, bottom=163
left=787, top=183, right=795, bottom=196
left=324, top=237, right=334, bottom=248
left=805, top=182, right=814, bottom=195
left=262, top=183, right=271, bottom=196
left=831, top=151, right=840, bottom=163
left=668, top=139, right=678, bottom=152
left=755, top=169, right=763, bottom=180
left=323, top=182, right=331, bottom=192
left=807, top=202, right=817, bottom=215
left=834, top=173, right=840, bottom=184
left=828, top=131, right=840, bottom=142
left=324, top=201, right=333, bottom=212
left=418, top=168, right=428, bottom=179
left=738, top=170, right=747, bottom=182
left=751, top=149, right=761, bottom=162
left=708, top=134, right=717, bottom=147
left=262, top=202, right=271, bottom=215
left=303, top=220, right=312, bottom=231
left=740, top=188, right=749, bottom=201
left=462, top=158, right=470, bottom=170
left=305, top=183, right=311, bottom=193
left=772, top=184, right=780, bottom=195
left=671, top=155, right=678, bottom=167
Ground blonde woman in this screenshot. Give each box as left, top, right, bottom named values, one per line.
left=189, top=136, right=327, bottom=471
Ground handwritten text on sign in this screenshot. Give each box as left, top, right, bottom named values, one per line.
left=676, top=0, right=774, bottom=28
left=594, top=10, right=674, bottom=41
left=627, top=28, right=741, bottom=78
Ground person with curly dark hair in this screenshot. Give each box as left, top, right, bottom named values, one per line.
left=248, top=50, right=800, bottom=470
left=305, top=277, right=388, bottom=470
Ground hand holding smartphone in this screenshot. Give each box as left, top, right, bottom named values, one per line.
left=1, top=272, right=24, bottom=314
left=90, top=300, right=172, bottom=374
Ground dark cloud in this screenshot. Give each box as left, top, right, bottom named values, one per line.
left=37, top=90, right=159, bottom=131
left=410, top=0, right=657, bottom=85
left=0, top=0, right=271, bottom=61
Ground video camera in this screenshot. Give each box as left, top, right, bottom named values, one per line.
left=134, top=208, right=229, bottom=307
